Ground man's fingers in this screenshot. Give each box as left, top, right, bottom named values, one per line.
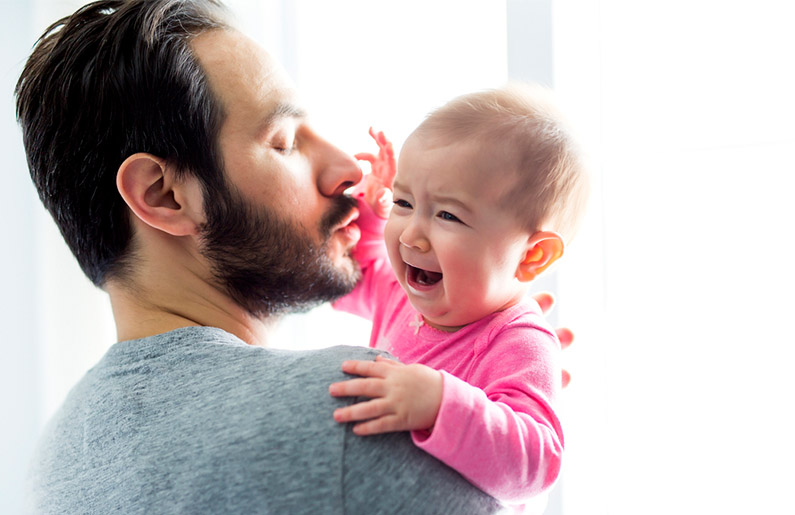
left=556, top=328, right=573, bottom=350
left=532, top=291, right=555, bottom=314
left=334, top=398, right=391, bottom=424
left=329, top=377, right=385, bottom=398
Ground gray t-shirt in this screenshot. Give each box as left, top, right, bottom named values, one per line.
left=25, top=326, right=500, bottom=514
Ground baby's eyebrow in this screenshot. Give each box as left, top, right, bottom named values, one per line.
left=430, top=193, right=473, bottom=213
left=392, top=181, right=473, bottom=213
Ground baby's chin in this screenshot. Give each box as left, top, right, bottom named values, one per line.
left=407, top=304, right=471, bottom=333
left=397, top=275, right=486, bottom=331
left=410, top=296, right=521, bottom=332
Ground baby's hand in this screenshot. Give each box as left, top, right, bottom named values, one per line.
left=353, top=127, right=397, bottom=219
left=532, top=291, right=574, bottom=388
left=329, top=356, right=443, bottom=435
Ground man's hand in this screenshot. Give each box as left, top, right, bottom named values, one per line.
left=532, top=292, right=574, bottom=388
left=353, top=127, right=397, bottom=218
left=329, top=356, right=443, bottom=435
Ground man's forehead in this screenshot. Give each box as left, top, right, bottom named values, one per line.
left=191, top=29, right=297, bottom=113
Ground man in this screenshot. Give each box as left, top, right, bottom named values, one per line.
left=16, top=1, right=568, bottom=512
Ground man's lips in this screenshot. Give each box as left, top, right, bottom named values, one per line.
left=332, top=207, right=361, bottom=244
left=333, top=207, right=360, bottom=232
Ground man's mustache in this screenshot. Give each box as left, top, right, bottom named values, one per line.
left=320, top=194, right=359, bottom=238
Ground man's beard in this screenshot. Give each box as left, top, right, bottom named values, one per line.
left=198, top=184, right=360, bottom=318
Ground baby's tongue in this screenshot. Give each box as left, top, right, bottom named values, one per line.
left=417, top=269, right=443, bottom=285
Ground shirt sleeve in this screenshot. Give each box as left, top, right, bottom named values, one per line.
left=332, top=196, right=392, bottom=320
left=410, top=322, right=564, bottom=503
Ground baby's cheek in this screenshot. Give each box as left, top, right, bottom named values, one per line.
left=383, top=217, right=399, bottom=244
left=383, top=222, right=404, bottom=275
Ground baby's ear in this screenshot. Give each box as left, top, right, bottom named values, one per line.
left=516, top=231, right=564, bottom=282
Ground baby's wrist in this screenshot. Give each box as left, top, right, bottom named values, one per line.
left=353, top=196, right=389, bottom=233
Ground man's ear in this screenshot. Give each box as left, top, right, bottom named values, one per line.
left=116, top=153, right=203, bottom=236
left=516, top=231, right=564, bottom=282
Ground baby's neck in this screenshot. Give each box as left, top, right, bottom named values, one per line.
left=421, top=316, right=464, bottom=333
left=421, top=296, right=524, bottom=333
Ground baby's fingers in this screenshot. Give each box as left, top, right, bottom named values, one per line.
left=375, top=130, right=389, bottom=149
left=372, top=143, right=395, bottom=174
left=368, top=126, right=380, bottom=144
left=340, top=359, right=391, bottom=378
left=354, top=152, right=376, bottom=164
left=334, top=398, right=391, bottom=424
left=352, top=414, right=406, bottom=436
left=374, top=355, right=402, bottom=367
left=367, top=127, right=392, bottom=155
left=329, top=377, right=385, bottom=398
left=557, top=327, right=573, bottom=350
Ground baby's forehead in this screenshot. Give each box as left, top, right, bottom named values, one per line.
left=398, top=136, right=522, bottom=211
left=401, top=130, right=520, bottom=183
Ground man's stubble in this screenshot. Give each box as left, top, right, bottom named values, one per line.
left=198, top=183, right=360, bottom=318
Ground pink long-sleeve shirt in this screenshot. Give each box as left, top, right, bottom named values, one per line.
left=333, top=200, right=564, bottom=503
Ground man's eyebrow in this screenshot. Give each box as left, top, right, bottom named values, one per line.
left=261, top=102, right=307, bottom=131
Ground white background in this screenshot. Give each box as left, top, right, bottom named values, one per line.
left=2, top=1, right=794, bottom=514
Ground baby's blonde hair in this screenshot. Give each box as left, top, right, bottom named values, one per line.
left=414, top=83, right=589, bottom=241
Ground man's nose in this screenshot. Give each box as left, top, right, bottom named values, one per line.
left=399, top=219, right=430, bottom=253
left=315, top=138, right=363, bottom=197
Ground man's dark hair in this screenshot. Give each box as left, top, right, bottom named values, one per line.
left=15, top=0, right=230, bottom=286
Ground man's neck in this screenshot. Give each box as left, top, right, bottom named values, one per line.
left=105, top=219, right=282, bottom=346
left=106, top=270, right=277, bottom=347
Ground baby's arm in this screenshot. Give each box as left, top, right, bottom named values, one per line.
left=333, top=320, right=563, bottom=503
left=412, top=326, right=564, bottom=503
left=329, top=356, right=443, bottom=435
left=332, top=129, right=397, bottom=320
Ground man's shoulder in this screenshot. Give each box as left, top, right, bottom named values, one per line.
left=29, top=326, right=500, bottom=514
left=102, top=326, right=385, bottom=375
left=343, top=429, right=502, bottom=514
left=28, top=328, right=395, bottom=513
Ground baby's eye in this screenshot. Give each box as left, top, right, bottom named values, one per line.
left=438, top=211, right=462, bottom=223
left=393, top=199, right=413, bottom=209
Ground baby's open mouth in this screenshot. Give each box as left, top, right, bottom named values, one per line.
left=407, top=264, right=443, bottom=286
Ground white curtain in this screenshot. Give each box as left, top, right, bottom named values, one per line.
left=553, top=1, right=795, bottom=513
left=2, top=2, right=117, bottom=512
